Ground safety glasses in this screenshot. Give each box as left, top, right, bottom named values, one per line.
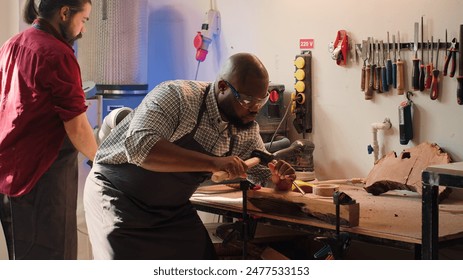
left=224, top=81, right=269, bottom=110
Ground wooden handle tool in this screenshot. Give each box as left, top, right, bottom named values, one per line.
left=211, top=157, right=261, bottom=183
left=397, top=31, right=405, bottom=95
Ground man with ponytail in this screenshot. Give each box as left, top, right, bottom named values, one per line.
left=0, top=0, right=96, bottom=259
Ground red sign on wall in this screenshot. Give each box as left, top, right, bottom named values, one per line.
left=299, top=39, right=314, bottom=49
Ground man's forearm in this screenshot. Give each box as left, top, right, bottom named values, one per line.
left=64, top=113, right=98, bottom=161
left=140, top=139, right=216, bottom=173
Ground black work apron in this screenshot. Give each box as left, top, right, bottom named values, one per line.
left=96, top=86, right=217, bottom=259
left=0, top=136, right=78, bottom=260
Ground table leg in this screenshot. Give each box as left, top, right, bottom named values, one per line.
left=422, top=180, right=439, bottom=259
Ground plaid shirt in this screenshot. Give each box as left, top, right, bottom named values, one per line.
left=95, top=80, right=271, bottom=185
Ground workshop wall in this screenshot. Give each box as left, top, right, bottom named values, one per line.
left=0, top=0, right=19, bottom=43
left=2, top=0, right=462, bottom=181
left=145, top=0, right=463, bottom=181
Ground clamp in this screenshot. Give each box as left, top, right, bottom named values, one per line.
left=215, top=180, right=260, bottom=259
left=313, top=191, right=356, bottom=260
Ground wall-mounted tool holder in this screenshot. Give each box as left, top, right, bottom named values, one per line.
left=356, top=42, right=459, bottom=52
left=291, top=51, right=312, bottom=134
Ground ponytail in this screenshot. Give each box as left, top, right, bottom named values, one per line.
left=23, top=0, right=39, bottom=24
left=22, top=0, right=92, bottom=24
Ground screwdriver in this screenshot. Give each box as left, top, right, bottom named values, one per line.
left=425, top=38, right=433, bottom=90
left=430, top=39, right=440, bottom=100
left=419, top=17, right=425, bottom=92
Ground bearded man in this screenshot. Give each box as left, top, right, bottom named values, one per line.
left=0, top=0, right=97, bottom=259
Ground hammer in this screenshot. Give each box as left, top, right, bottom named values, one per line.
left=211, top=150, right=274, bottom=183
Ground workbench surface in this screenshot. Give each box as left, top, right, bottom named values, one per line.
left=191, top=184, right=463, bottom=248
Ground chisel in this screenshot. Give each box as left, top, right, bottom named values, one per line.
left=392, top=34, right=397, bottom=88
left=419, top=17, right=425, bottom=92
left=386, top=32, right=393, bottom=86
left=375, top=40, right=382, bottom=92
left=371, top=39, right=378, bottom=91
left=457, top=24, right=463, bottom=105
left=397, top=31, right=405, bottom=95
left=381, top=41, right=388, bottom=92
left=365, top=38, right=373, bottom=100
left=360, top=40, right=367, bottom=92
left=412, top=22, right=420, bottom=90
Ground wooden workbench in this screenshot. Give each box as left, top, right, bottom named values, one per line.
left=191, top=184, right=463, bottom=257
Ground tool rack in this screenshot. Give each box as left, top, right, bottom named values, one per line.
left=355, top=42, right=459, bottom=52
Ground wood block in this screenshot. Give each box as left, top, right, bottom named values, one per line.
left=312, top=184, right=339, bottom=197
left=246, top=187, right=359, bottom=227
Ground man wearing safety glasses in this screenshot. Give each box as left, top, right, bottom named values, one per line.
left=84, top=52, right=296, bottom=259
left=220, top=80, right=270, bottom=128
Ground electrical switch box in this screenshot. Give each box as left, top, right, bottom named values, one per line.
left=292, top=51, right=312, bottom=134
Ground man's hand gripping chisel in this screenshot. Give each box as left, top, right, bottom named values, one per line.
left=211, top=150, right=275, bottom=183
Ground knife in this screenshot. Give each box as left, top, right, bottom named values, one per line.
left=457, top=24, right=463, bottom=105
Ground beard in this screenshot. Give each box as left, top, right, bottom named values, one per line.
left=224, top=111, right=256, bottom=130
left=59, top=21, right=82, bottom=45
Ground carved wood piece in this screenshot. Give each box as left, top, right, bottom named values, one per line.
left=364, top=142, right=452, bottom=201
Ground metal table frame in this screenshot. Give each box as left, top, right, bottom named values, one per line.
left=422, top=162, right=463, bottom=259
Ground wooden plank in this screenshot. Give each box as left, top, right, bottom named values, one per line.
left=246, top=187, right=359, bottom=227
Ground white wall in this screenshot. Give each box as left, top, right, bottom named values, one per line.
left=0, top=0, right=19, bottom=43
left=146, top=0, right=463, bottom=180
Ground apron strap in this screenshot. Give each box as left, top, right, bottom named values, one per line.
left=189, top=84, right=211, bottom=136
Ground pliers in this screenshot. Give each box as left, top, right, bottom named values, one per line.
left=443, top=38, right=457, bottom=77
